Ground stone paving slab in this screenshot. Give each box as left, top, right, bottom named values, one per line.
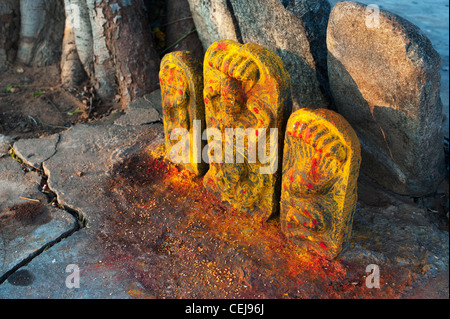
left=0, top=156, right=77, bottom=282
left=12, top=134, right=60, bottom=170
left=0, top=98, right=164, bottom=298
left=0, top=228, right=136, bottom=298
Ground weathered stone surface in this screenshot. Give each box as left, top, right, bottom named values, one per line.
left=342, top=177, right=449, bottom=283
left=327, top=1, right=445, bottom=196
left=160, top=51, right=208, bottom=176
left=202, top=40, right=292, bottom=219
left=0, top=230, right=135, bottom=298
left=0, top=156, right=76, bottom=280
left=2, top=119, right=165, bottom=298
left=13, top=133, right=60, bottom=169
left=42, top=123, right=164, bottom=219
left=0, top=157, right=42, bottom=213
left=187, top=0, right=331, bottom=111
left=113, top=105, right=161, bottom=127
left=114, top=91, right=163, bottom=127
left=186, top=0, right=239, bottom=49
left=280, top=108, right=361, bottom=259
left=142, top=89, right=163, bottom=116
left=328, top=0, right=449, bottom=140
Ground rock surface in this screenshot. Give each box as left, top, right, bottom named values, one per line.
left=327, top=1, right=445, bottom=196
left=1, top=100, right=165, bottom=297
left=0, top=0, right=448, bottom=300
left=186, top=0, right=239, bottom=49
left=0, top=156, right=77, bottom=282
left=328, top=0, right=449, bottom=140
left=13, top=133, right=60, bottom=169
left=187, top=0, right=331, bottom=111
left=0, top=92, right=447, bottom=299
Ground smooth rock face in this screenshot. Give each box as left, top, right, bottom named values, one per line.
left=327, top=1, right=445, bottom=196
left=186, top=0, right=239, bottom=49
left=187, top=0, right=331, bottom=111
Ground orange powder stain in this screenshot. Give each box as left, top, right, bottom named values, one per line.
left=309, top=157, right=320, bottom=183
left=216, top=42, right=229, bottom=51
left=303, top=127, right=311, bottom=142
left=104, top=154, right=410, bottom=299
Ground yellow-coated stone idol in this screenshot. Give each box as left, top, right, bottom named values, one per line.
left=202, top=40, right=292, bottom=219
left=280, top=108, right=361, bottom=259
left=160, top=51, right=208, bottom=176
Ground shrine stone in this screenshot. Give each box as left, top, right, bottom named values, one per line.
left=202, top=40, right=292, bottom=219
left=327, top=1, right=445, bottom=196
left=159, top=51, right=208, bottom=176
left=280, top=108, right=361, bottom=259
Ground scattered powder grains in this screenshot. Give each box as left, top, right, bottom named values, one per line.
left=99, top=154, right=408, bottom=298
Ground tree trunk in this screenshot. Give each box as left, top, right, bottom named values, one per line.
left=65, top=0, right=160, bottom=105
left=96, top=0, right=161, bottom=106
left=64, top=0, right=94, bottom=78
left=3, top=0, right=161, bottom=108
left=166, top=0, right=204, bottom=61
left=17, top=0, right=65, bottom=66
left=60, top=9, right=87, bottom=87
left=0, top=0, right=20, bottom=72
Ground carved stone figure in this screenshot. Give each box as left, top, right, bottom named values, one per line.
left=159, top=51, right=208, bottom=176
left=202, top=40, right=292, bottom=219
left=280, top=108, right=361, bottom=259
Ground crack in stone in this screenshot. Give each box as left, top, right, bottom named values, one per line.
left=40, top=133, right=61, bottom=165
left=0, top=149, right=87, bottom=286
left=0, top=221, right=81, bottom=285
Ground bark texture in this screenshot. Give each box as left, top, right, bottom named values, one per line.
left=98, top=0, right=161, bottom=106
left=64, top=0, right=94, bottom=78
left=17, top=0, right=65, bottom=66
left=166, top=0, right=204, bottom=61
left=64, top=0, right=160, bottom=104
left=0, top=0, right=20, bottom=72
left=61, top=12, right=87, bottom=86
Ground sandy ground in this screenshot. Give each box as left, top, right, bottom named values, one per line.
left=328, top=0, right=449, bottom=138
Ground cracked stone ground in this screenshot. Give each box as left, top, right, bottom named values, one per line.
left=0, top=89, right=448, bottom=299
